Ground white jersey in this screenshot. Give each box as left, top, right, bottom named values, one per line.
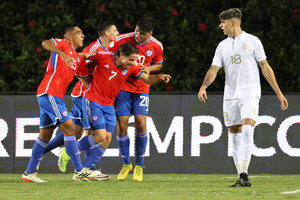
left=212, top=31, right=266, bottom=100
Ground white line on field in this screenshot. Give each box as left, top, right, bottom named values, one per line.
left=281, top=189, right=300, bottom=194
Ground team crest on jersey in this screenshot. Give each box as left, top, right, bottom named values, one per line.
left=93, top=115, right=98, bottom=121
left=146, top=50, right=153, bottom=57
left=121, top=69, right=128, bottom=75
left=109, top=41, right=115, bottom=48
left=70, top=51, right=73, bottom=55
left=77, top=58, right=80, bottom=63
left=115, top=106, right=119, bottom=112
left=62, top=111, right=68, bottom=117
left=242, top=43, right=247, bottom=50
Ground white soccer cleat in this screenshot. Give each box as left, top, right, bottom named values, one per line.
left=93, top=169, right=111, bottom=181
left=72, top=170, right=110, bottom=181
left=73, top=167, right=105, bottom=181
left=22, top=172, right=47, bottom=183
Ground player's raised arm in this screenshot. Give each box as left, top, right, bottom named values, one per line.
left=42, top=39, right=74, bottom=68
left=258, top=59, right=288, bottom=110
left=198, top=65, right=220, bottom=103
left=138, top=72, right=171, bottom=85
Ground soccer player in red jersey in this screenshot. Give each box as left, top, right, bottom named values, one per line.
left=22, top=25, right=102, bottom=182
left=41, top=22, right=119, bottom=179
left=77, top=42, right=170, bottom=181
left=108, top=16, right=163, bottom=181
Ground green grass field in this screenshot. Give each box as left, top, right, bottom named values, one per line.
left=1, top=174, right=300, bottom=200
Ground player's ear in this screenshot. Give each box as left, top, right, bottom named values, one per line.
left=64, top=32, right=72, bottom=42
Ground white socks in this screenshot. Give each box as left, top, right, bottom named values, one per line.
left=229, top=132, right=242, bottom=175
left=240, top=125, right=254, bottom=174
left=229, top=125, right=254, bottom=176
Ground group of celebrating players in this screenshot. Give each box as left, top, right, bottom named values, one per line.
left=22, top=8, right=288, bottom=187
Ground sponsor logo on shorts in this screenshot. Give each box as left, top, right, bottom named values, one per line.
left=63, top=111, right=68, bottom=117
left=93, top=115, right=98, bottom=121
left=121, top=69, right=128, bottom=75
left=115, top=107, right=119, bottom=112
left=146, top=50, right=153, bottom=56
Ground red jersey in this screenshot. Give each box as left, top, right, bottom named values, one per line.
left=108, top=32, right=163, bottom=94
left=37, top=38, right=89, bottom=99
left=84, top=51, right=142, bottom=106
left=71, top=39, right=107, bottom=97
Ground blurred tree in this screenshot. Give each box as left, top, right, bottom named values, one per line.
left=0, top=0, right=299, bottom=93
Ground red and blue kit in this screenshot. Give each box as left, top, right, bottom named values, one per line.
left=71, top=39, right=107, bottom=98
left=108, top=32, right=163, bottom=94
left=84, top=51, right=142, bottom=106
left=37, top=38, right=89, bottom=99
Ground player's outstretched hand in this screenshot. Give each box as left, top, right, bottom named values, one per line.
left=160, top=74, right=171, bottom=83
left=198, top=86, right=208, bottom=103
left=278, top=94, right=288, bottom=111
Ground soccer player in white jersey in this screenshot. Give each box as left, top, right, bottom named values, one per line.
left=198, top=8, right=288, bottom=187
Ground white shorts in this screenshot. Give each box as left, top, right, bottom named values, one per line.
left=223, top=97, right=259, bottom=127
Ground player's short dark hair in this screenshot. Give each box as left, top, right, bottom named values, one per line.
left=97, top=20, right=116, bottom=37
left=219, top=8, right=242, bottom=20
left=61, top=24, right=78, bottom=36
left=136, top=16, right=156, bottom=32
left=117, top=42, right=139, bottom=57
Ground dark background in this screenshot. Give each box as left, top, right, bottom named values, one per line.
left=0, top=0, right=299, bottom=93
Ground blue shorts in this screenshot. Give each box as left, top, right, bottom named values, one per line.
left=114, top=91, right=149, bottom=117
left=70, top=96, right=83, bottom=126
left=82, top=97, right=116, bottom=133
left=37, top=94, right=71, bottom=128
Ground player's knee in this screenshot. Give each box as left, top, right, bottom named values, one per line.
left=93, top=132, right=106, bottom=143
left=228, top=126, right=242, bottom=133
left=136, top=124, right=146, bottom=133
left=101, top=133, right=112, bottom=148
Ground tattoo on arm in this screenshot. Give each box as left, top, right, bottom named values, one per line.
left=202, top=68, right=217, bottom=88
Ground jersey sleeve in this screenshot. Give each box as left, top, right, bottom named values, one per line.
left=211, top=43, right=223, bottom=68
left=254, top=37, right=267, bottom=62
left=89, top=51, right=100, bottom=63
left=76, top=57, right=89, bottom=78
left=131, top=65, right=142, bottom=77
left=82, top=45, right=91, bottom=53
left=50, top=38, right=66, bottom=50
left=152, top=45, right=164, bottom=64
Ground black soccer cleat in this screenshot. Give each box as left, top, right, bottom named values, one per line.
left=240, top=173, right=251, bottom=186
left=231, top=173, right=251, bottom=187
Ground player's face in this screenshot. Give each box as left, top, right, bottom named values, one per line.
left=219, top=19, right=232, bottom=35
left=121, top=53, right=138, bottom=68
left=134, top=26, right=152, bottom=44
left=107, top=25, right=119, bottom=42
left=71, top=26, right=85, bottom=49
